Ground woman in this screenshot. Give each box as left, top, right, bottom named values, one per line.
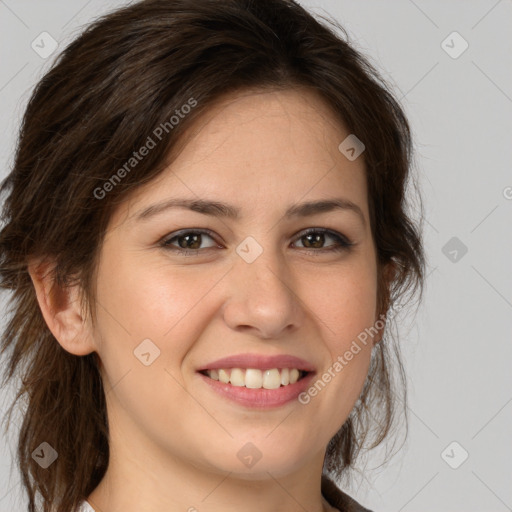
left=0, top=1, right=425, bottom=511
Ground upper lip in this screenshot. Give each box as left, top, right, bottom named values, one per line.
left=197, top=353, right=316, bottom=372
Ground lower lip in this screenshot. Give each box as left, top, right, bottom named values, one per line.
left=197, top=371, right=315, bottom=409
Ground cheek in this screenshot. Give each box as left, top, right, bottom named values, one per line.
left=96, top=247, right=181, bottom=333
left=296, top=266, right=376, bottom=438
left=92, top=253, right=212, bottom=429
left=93, top=249, right=224, bottom=370
left=306, top=259, right=378, bottom=351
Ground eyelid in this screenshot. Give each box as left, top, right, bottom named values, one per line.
left=159, top=227, right=354, bottom=254
left=160, top=228, right=220, bottom=248
left=296, top=227, right=353, bottom=247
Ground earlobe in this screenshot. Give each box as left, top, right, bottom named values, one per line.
left=27, top=258, right=95, bottom=356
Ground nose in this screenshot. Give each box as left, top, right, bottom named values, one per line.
left=221, top=245, right=303, bottom=340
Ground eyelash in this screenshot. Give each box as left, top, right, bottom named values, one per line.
left=159, top=227, right=354, bottom=257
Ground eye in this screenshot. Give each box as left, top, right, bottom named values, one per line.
left=160, top=229, right=219, bottom=255
left=292, top=228, right=354, bottom=254
left=159, top=227, right=354, bottom=257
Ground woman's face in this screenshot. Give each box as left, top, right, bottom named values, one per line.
left=89, top=88, right=383, bottom=479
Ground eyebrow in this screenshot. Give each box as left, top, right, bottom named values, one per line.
left=135, top=197, right=366, bottom=227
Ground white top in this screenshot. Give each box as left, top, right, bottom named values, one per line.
left=77, top=501, right=95, bottom=512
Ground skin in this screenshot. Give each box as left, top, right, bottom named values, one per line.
left=29, top=87, right=392, bottom=512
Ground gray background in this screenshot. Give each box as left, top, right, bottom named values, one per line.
left=1, top=1, right=511, bottom=511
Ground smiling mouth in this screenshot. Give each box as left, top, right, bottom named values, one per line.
left=199, top=368, right=309, bottom=389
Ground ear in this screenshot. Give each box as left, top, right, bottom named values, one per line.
left=27, top=258, right=96, bottom=356
left=373, top=260, right=397, bottom=346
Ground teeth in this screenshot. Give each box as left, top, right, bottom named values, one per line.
left=230, top=368, right=245, bottom=387
left=204, top=368, right=305, bottom=388
left=245, top=368, right=264, bottom=389
left=262, top=369, right=281, bottom=389
left=218, top=369, right=230, bottom=384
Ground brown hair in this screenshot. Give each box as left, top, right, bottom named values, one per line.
left=0, top=0, right=426, bottom=510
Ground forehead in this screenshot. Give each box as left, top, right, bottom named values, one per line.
left=176, top=87, right=351, bottom=166
left=113, top=87, right=369, bottom=227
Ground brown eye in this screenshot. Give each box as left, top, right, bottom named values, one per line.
left=293, top=228, right=353, bottom=253
left=162, top=230, right=218, bottom=253
left=159, top=227, right=354, bottom=257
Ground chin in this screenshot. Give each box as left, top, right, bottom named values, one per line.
left=196, top=442, right=313, bottom=480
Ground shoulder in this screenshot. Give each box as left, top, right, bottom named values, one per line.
left=321, top=475, right=374, bottom=512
